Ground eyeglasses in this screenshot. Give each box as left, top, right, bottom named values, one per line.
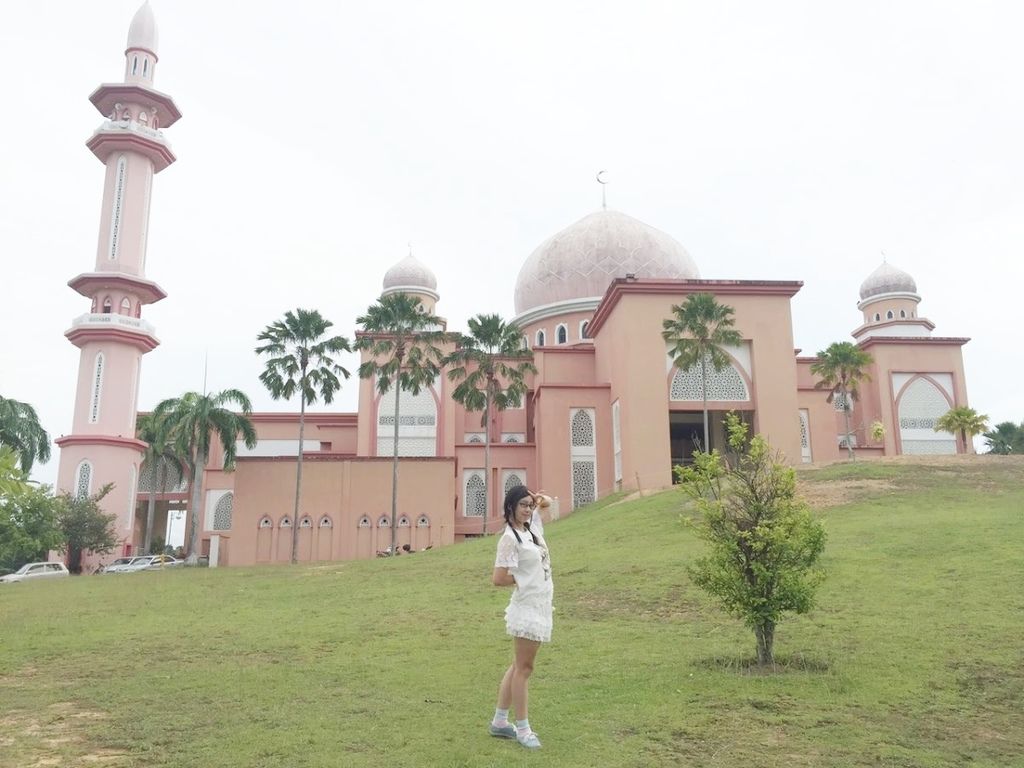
left=517, top=500, right=537, bottom=510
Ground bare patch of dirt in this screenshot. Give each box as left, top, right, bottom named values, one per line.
left=797, top=478, right=897, bottom=509
left=0, top=702, right=129, bottom=768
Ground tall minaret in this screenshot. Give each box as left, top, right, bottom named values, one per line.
left=55, top=2, right=181, bottom=565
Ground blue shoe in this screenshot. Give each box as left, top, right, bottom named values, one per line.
left=489, top=723, right=516, bottom=739
left=517, top=731, right=542, bottom=749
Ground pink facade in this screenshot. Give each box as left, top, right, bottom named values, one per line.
left=59, top=7, right=973, bottom=571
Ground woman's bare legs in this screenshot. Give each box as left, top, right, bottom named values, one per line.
left=496, top=637, right=540, bottom=722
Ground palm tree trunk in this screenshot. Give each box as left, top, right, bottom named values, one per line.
left=185, top=451, right=205, bottom=566
left=483, top=389, right=491, bottom=536
left=291, top=395, right=307, bottom=564
left=390, top=383, right=401, bottom=556
left=143, top=461, right=164, bottom=554
left=842, top=385, right=854, bottom=460
left=701, top=356, right=710, bottom=452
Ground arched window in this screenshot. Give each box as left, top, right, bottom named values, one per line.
left=258, top=516, right=273, bottom=529
left=75, top=460, right=92, bottom=499
left=120, top=297, right=132, bottom=315
left=398, top=516, right=411, bottom=528
left=579, top=320, right=590, bottom=339
left=556, top=324, right=568, bottom=344
left=142, top=59, right=148, bottom=78
left=464, top=472, right=486, bottom=516
left=886, top=310, right=894, bottom=320
left=319, top=516, right=333, bottom=528
left=357, top=516, right=371, bottom=528
left=132, top=56, right=138, bottom=75
left=378, top=516, right=391, bottom=528
left=900, top=309, right=907, bottom=318
left=522, top=335, right=529, bottom=350
left=535, top=329, right=546, bottom=347
left=298, top=516, right=312, bottom=529
left=102, top=296, right=113, bottom=314
left=874, top=313, right=880, bottom=322
left=416, top=515, right=430, bottom=528
left=571, top=410, right=596, bottom=447
left=280, top=516, right=293, bottom=529
left=212, top=493, right=233, bottom=531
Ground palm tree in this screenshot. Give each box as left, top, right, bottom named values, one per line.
left=0, top=396, right=51, bottom=474
left=934, top=406, right=989, bottom=454
left=445, top=314, right=536, bottom=534
left=810, top=341, right=874, bottom=460
left=983, top=421, right=1022, bottom=455
left=153, top=390, right=257, bottom=565
left=256, top=308, right=351, bottom=564
left=662, top=293, right=743, bottom=452
left=136, top=412, right=187, bottom=555
left=354, top=293, right=448, bottom=556
left=0, top=445, right=29, bottom=498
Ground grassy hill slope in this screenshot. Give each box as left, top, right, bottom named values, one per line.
left=1, top=456, right=1022, bottom=767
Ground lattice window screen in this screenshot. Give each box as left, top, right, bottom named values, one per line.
left=109, top=156, right=127, bottom=260
left=139, top=458, right=188, bottom=493
left=212, top=493, right=233, bottom=531
left=670, top=357, right=748, bottom=401
left=898, top=378, right=955, bottom=455
left=464, top=472, right=486, bottom=516
left=572, top=460, right=597, bottom=509
left=376, top=382, right=437, bottom=456
left=799, top=409, right=812, bottom=463
left=571, top=410, right=595, bottom=447
left=90, top=353, right=104, bottom=423
left=503, top=471, right=525, bottom=495
left=76, top=461, right=92, bottom=499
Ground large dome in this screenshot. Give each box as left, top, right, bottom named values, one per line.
left=859, top=261, right=917, bottom=300
left=382, top=252, right=437, bottom=293
left=514, top=209, right=700, bottom=314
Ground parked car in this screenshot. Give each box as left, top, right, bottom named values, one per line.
left=0, top=562, right=70, bottom=583
left=144, top=555, right=183, bottom=569
left=103, top=556, right=152, bottom=574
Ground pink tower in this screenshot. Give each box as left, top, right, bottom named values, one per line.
left=55, top=2, right=181, bottom=567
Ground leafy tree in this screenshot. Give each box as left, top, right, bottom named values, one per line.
left=677, top=412, right=826, bottom=666
left=446, top=314, right=536, bottom=533
left=810, top=341, right=874, bottom=460
left=0, top=396, right=51, bottom=474
left=0, top=483, right=63, bottom=573
left=153, top=390, right=257, bottom=565
left=662, top=293, right=743, bottom=452
left=136, top=413, right=188, bottom=556
left=256, top=308, right=351, bottom=563
left=57, top=483, right=118, bottom=574
left=983, top=421, right=1023, bottom=455
left=0, top=445, right=29, bottom=498
left=934, top=406, right=989, bottom=453
left=355, top=293, right=448, bottom=555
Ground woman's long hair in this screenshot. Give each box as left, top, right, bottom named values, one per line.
left=503, top=484, right=540, bottom=546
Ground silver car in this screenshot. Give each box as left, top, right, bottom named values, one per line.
left=0, top=562, right=70, bottom=583
left=103, top=556, right=152, bottom=574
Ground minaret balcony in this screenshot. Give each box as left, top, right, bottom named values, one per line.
left=87, top=120, right=176, bottom=172
left=66, top=313, right=160, bottom=352
left=89, top=83, right=182, bottom=127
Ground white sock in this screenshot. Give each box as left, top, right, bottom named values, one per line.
left=516, top=718, right=531, bottom=735
left=493, top=708, right=510, bottom=726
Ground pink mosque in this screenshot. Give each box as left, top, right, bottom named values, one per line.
left=56, top=5, right=973, bottom=569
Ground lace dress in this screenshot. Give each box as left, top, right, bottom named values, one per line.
left=494, top=511, right=553, bottom=643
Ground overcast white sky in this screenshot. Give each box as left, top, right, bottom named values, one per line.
left=2, top=0, right=1020, bottom=487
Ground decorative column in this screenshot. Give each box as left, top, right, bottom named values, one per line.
left=55, top=2, right=181, bottom=564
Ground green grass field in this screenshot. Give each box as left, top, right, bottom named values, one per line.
left=2, top=456, right=1022, bottom=767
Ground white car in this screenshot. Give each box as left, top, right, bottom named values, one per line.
left=103, top=556, right=152, bottom=574
left=0, top=562, right=70, bottom=583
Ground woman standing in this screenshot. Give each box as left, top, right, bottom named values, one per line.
left=489, top=485, right=552, bottom=750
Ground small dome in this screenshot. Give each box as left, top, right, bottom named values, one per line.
left=859, top=261, right=917, bottom=300
left=514, top=209, right=699, bottom=314
left=382, top=252, right=437, bottom=292
left=127, top=2, right=159, bottom=54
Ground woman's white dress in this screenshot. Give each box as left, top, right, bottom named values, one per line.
left=494, top=510, right=553, bottom=643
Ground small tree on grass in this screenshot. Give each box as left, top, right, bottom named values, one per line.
left=677, top=412, right=826, bottom=666
left=57, top=483, right=119, bottom=574
left=0, top=482, right=63, bottom=573
left=934, top=407, right=988, bottom=453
